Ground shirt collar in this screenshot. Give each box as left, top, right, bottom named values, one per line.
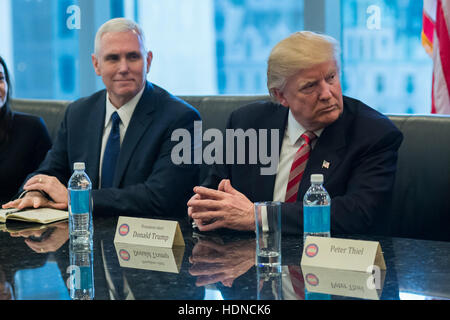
left=104, top=85, right=146, bottom=128
left=287, top=109, right=324, bottom=146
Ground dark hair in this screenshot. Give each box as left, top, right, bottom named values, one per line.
left=0, top=56, right=13, bottom=145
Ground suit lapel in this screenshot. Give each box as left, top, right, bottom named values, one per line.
left=86, top=92, right=106, bottom=189
left=253, top=104, right=289, bottom=201
left=114, top=82, right=156, bottom=187
left=297, top=107, right=351, bottom=198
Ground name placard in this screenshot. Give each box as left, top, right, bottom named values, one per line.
left=301, top=265, right=386, bottom=300
left=114, top=216, right=185, bottom=248
left=300, top=236, right=386, bottom=272
left=114, top=242, right=185, bottom=273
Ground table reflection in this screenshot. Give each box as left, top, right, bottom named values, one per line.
left=2, top=221, right=69, bottom=253
left=0, top=269, right=13, bottom=300
left=9, top=221, right=69, bottom=254
left=0, top=217, right=449, bottom=300
left=1, top=221, right=75, bottom=300
left=114, top=242, right=185, bottom=274
left=187, top=231, right=390, bottom=300
left=189, top=233, right=255, bottom=288
left=68, top=248, right=94, bottom=300
left=188, top=232, right=333, bottom=300
left=300, top=265, right=385, bottom=300
left=256, top=265, right=283, bottom=300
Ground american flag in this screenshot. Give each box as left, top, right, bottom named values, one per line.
left=422, top=0, right=450, bottom=114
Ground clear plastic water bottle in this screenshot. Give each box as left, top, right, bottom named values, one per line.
left=303, top=174, right=331, bottom=240
left=68, top=248, right=94, bottom=300
left=68, top=162, right=93, bottom=250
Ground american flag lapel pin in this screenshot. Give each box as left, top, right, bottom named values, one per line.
left=322, top=160, right=330, bottom=169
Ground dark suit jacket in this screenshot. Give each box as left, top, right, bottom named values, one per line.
left=29, top=82, right=201, bottom=218
left=203, top=96, right=403, bottom=235
left=0, top=112, right=51, bottom=204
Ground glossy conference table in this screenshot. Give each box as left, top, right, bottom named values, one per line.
left=0, top=215, right=449, bottom=301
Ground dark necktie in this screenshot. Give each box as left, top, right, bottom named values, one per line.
left=101, top=112, right=121, bottom=188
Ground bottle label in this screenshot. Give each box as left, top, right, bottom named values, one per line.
left=69, top=189, right=90, bottom=214
left=304, top=205, right=330, bottom=234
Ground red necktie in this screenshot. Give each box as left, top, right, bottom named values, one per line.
left=285, top=131, right=316, bottom=203
left=288, top=265, right=305, bottom=300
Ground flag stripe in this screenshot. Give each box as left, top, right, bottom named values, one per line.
left=436, top=0, right=450, bottom=95
left=423, top=11, right=435, bottom=43
left=432, top=72, right=437, bottom=114
left=424, top=0, right=438, bottom=20
left=424, top=0, right=450, bottom=114
left=434, top=0, right=450, bottom=113
left=433, top=38, right=450, bottom=114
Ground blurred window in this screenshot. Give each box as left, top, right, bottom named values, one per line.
left=341, top=0, right=432, bottom=114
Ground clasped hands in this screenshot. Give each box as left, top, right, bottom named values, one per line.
left=187, top=179, right=255, bottom=232
left=2, top=174, right=68, bottom=210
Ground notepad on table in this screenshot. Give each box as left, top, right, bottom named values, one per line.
left=0, top=208, right=68, bottom=224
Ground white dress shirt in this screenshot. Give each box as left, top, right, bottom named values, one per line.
left=272, top=110, right=323, bottom=202
left=98, top=87, right=145, bottom=187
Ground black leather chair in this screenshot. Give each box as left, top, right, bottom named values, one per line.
left=387, top=115, right=450, bottom=241
left=11, top=98, right=69, bottom=140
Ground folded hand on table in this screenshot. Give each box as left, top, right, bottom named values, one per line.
left=187, top=179, right=255, bottom=232
left=2, top=175, right=68, bottom=210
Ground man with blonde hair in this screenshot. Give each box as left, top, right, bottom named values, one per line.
left=4, top=18, right=201, bottom=217
left=188, top=31, right=403, bottom=235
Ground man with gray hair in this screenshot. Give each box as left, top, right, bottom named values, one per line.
left=188, top=31, right=403, bottom=235
left=4, top=18, right=201, bottom=217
